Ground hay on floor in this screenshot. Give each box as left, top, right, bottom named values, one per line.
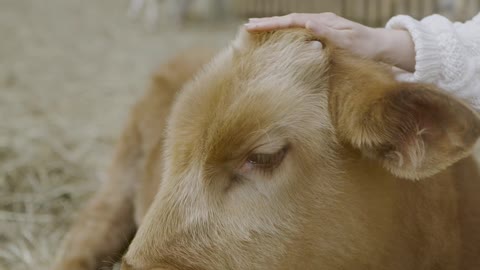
left=0, top=1, right=234, bottom=269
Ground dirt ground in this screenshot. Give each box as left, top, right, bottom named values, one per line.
left=0, top=1, right=236, bottom=269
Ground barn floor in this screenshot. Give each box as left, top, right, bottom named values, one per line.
left=0, top=1, right=236, bottom=269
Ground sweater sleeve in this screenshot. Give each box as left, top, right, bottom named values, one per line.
left=386, top=13, right=480, bottom=110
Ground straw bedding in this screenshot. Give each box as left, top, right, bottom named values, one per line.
left=0, top=1, right=233, bottom=269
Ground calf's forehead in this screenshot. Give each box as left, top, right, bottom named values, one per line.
left=168, top=30, right=332, bottom=165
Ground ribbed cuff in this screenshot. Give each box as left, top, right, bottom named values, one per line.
left=473, top=13, right=480, bottom=23
left=468, top=97, right=480, bottom=112
left=386, top=15, right=443, bottom=84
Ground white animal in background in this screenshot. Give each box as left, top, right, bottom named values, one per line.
left=128, top=0, right=161, bottom=27
left=128, top=0, right=222, bottom=28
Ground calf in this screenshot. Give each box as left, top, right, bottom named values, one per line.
left=54, top=28, right=480, bottom=270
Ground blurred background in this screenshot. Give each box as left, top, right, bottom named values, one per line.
left=0, top=0, right=478, bottom=269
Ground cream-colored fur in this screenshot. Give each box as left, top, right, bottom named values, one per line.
left=54, top=28, right=480, bottom=270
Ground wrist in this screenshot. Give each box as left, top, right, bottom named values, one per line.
left=373, top=28, right=416, bottom=72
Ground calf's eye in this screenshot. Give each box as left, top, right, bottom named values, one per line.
left=246, top=146, right=288, bottom=169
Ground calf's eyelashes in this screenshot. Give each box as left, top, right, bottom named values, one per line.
left=237, top=145, right=288, bottom=176
left=246, top=145, right=288, bottom=169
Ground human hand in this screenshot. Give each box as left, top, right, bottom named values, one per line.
left=245, top=13, right=415, bottom=72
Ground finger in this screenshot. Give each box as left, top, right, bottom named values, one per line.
left=312, top=12, right=350, bottom=28
left=245, top=13, right=317, bottom=31
left=250, top=12, right=338, bottom=24
left=306, top=21, right=345, bottom=45
left=248, top=17, right=271, bottom=22
left=248, top=16, right=281, bottom=22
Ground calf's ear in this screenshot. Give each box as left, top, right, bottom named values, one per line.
left=332, top=81, right=480, bottom=180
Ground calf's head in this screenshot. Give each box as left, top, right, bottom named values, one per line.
left=122, top=29, right=480, bottom=269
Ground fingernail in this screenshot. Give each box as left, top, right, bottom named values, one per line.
left=305, top=21, right=313, bottom=30
left=310, top=40, right=323, bottom=50
left=244, top=23, right=255, bottom=29
left=249, top=18, right=260, bottom=21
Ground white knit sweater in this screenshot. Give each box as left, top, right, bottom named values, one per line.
left=386, top=13, right=480, bottom=110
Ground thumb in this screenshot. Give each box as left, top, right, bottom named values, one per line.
left=306, top=21, right=340, bottom=44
